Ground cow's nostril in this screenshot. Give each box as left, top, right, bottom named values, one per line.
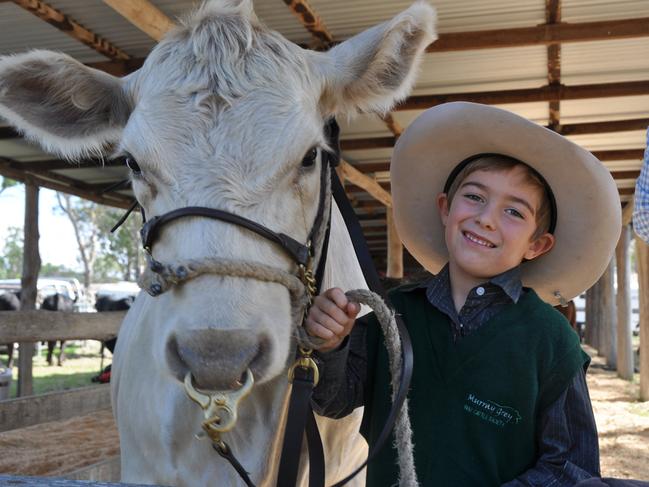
left=168, top=329, right=261, bottom=390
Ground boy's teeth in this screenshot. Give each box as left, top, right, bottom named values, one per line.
left=465, top=232, right=494, bottom=248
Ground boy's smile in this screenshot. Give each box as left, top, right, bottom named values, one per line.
left=437, top=166, right=555, bottom=301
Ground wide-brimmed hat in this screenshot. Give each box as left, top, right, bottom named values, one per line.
left=391, top=102, right=621, bottom=305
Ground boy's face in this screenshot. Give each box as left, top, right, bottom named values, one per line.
left=436, top=166, right=555, bottom=285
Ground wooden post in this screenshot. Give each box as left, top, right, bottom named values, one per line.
left=585, top=282, right=599, bottom=349
left=635, top=235, right=649, bottom=400
left=17, top=182, right=41, bottom=397
left=386, top=208, right=403, bottom=279
left=598, top=260, right=617, bottom=367
left=616, top=225, right=634, bottom=380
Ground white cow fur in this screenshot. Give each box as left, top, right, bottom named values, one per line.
left=0, top=1, right=436, bottom=485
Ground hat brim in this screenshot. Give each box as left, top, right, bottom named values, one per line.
left=391, top=102, right=621, bottom=305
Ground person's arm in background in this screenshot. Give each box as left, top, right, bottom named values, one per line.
left=633, top=127, right=649, bottom=242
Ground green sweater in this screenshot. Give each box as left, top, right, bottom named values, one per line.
left=360, top=285, right=589, bottom=487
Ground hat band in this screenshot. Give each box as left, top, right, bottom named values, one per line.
left=442, top=153, right=557, bottom=234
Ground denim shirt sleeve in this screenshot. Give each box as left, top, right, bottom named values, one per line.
left=501, top=369, right=600, bottom=487
left=633, top=127, right=649, bottom=242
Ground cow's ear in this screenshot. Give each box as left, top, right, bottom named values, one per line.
left=316, top=1, right=436, bottom=117
left=0, top=50, right=133, bottom=160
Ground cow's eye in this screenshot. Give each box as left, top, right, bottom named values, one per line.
left=124, top=154, right=142, bottom=175
left=301, top=147, right=318, bottom=168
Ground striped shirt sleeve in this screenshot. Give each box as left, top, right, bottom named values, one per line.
left=633, top=127, right=649, bottom=242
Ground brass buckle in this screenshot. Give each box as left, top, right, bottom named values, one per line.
left=184, top=369, right=254, bottom=443
left=288, top=348, right=320, bottom=386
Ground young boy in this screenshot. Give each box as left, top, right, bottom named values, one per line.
left=306, top=102, right=622, bottom=486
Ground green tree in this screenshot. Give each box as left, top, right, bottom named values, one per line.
left=0, top=177, right=19, bottom=195
left=96, top=206, right=143, bottom=282
left=0, top=226, right=23, bottom=278
left=55, top=193, right=101, bottom=289
left=54, top=193, right=143, bottom=285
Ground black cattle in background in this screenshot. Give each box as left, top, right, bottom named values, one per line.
left=95, top=294, right=134, bottom=354
left=40, top=293, right=75, bottom=366
left=93, top=294, right=135, bottom=383
left=0, top=291, right=20, bottom=368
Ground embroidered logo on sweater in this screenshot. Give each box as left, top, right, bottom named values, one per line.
left=463, top=393, right=522, bottom=428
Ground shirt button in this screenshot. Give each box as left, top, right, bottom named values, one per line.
left=476, top=286, right=485, bottom=296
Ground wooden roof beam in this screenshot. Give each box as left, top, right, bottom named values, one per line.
left=101, top=0, right=174, bottom=42
left=283, top=0, right=334, bottom=47
left=397, top=81, right=649, bottom=111
left=0, top=158, right=131, bottom=208
left=545, top=0, right=562, bottom=130
left=348, top=158, right=644, bottom=175
left=10, top=0, right=130, bottom=60
left=339, top=161, right=392, bottom=207
left=340, top=119, right=649, bottom=151
left=4, top=159, right=123, bottom=171
left=428, top=17, right=649, bottom=52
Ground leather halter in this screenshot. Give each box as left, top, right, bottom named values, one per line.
left=139, top=120, right=339, bottom=271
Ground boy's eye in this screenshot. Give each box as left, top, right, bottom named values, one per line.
left=506, top=208, right=524, bottom=219
left=464, top=193, right=483, bottom=202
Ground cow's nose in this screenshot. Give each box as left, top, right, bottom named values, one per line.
left=168, top=329, right=267, bottom=390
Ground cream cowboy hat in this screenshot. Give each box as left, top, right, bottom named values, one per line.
left=391, top=102, right=622, bottom=305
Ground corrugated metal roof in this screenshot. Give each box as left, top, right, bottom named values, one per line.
left=0, top=2, right=105, bottom=62
left=414, top=46, right=548, bottom=95
left=563, top=0, right=649, bottom=22
left=45, top=0, right=158, bottom=59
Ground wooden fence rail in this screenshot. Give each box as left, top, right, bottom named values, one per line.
left=0, top=311, right=125, bottom=342
left=0, top=384, right=111, bottom=432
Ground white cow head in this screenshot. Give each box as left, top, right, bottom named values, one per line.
left=0, top=0, right=435, bottom=393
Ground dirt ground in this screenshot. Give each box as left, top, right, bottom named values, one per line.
left=0, top=409, right=119, bottom=476
left=586, top=346, right=649, bottom=480
left=0, top=352, right=647, bottom=480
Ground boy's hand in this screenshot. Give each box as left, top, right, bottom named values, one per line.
left=305, top=287, right=360, bottom=352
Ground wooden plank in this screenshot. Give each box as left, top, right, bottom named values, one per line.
left=558, top=118, right=649, bottom=136
left=64, top=457, right=120, bottom=483
left=0, top=311, right=125, bottom=342
left=0, top=159, right=132, bottom=209
left=396, top=81, right=649, bottom=111
left=339, top=161, right=392, bottom=207
left=386, top=208, right=403, bottom=279
left=0, top=385, right=111, bottom=432
left=283, top=0, right=333, bottom=46
left=545, top=0, right=562, bottom=130
left=635, top=235, right=649, bottom=401
left=616, top=225, right=634, bottom=380
left=0, top=475, right=160, bottom=486
left=102, top=0, right=174, bottom=42
left=597, top=260, right=616, bottom=367
left=428, top=17, right=649, bottom=52
left=348, top=165, right=641, bottom=178
left=11, top=0, right=130, bottom=61
left=8, top=159, right=122, bottom=171
left=17, top=183, right=40, bottom=398
left=340, top=120, right=649, bottom=152
left=623, top=196, right=635, bottom=226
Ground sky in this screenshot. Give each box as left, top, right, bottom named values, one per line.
left=0, top=183, right=82, bottom=271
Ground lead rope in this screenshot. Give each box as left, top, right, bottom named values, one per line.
left=138, top=257, right=417, bottom=486
left=341, top=290, right=417, bottom=487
